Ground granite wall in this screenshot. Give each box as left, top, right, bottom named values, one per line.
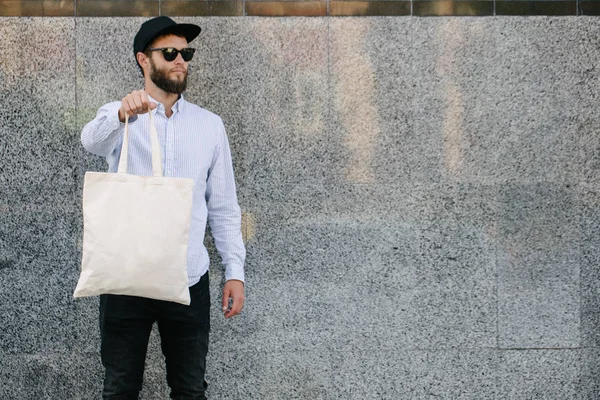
left=0, top=16, right=599, bottom=399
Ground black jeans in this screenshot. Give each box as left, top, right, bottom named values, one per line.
left=99, top=272, right=210, bottom=400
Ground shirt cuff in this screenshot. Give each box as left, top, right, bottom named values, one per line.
left=225, top=264, right=245, bottom=284
left=108, top=102, right=137, bottom=127
left=96, top=102, right=127, bottom=145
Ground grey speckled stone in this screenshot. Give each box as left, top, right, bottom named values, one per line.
left=230, top=182, right=497, bottom=352
left=582, top=348, right=600, bottom=400
left=193, top=18, right=332, bottom=187
left=0, top=20, right=80, bottom=345
left=0, top=208, right=79, bottom=266
left=580, top=185, right=600, bottom=347
left=205, top=348, right=498, bottom=400
left=478, top=18, right=585, bottom=185
left=0, top=352, right=102, bottom=400
left=330, top=18, right=459, bottom=185
left=497, top=349, right=581, bottom=399
left=0, top=258, right=81, bottom=354
left=76, top=18, right=146, bottom=113
left=571, top=18, right=600, bottom=188
left=194, top=18, right=332, bottom=187
left=330, top=18, right=586, bottom=185
left=0, top=18, right=78, bottom=191
left=205, top=346, right=335, bottom=400
left=497, top=183, right=581, bottom=348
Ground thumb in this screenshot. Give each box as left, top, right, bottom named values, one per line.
left=222, top=286, right=230, bottom=312
left=149, top=102, right=157, bottom=110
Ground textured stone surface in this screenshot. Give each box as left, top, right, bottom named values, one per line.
left=582, top=348, right=600, bottom=400
left=236, top=182, right=497, bottom=353
left=575, top=20, right=600, bottom=351
left=0, top=352, right=102, bottom=399
left=498, top=349, right=582, bottom=399
left=497, top=183, right=581, bottom=348
left=205, top=348, right=498, bottom=400
left=0, top=18, right=81, bottom=359
left=1, top=15, right=599, bottom=399
left=191, top=18, right=333, bottom=187
left=0, top=18, right=78, bottom=191
left=0, top=205, right=78, bottom=264
left=327, top=349, right=499, bottom=400
left=330, top=17, right=586, bottom=186
left=474, top=18, right=584, bottom=184
left=580, top=184, right=600, bottom=348
left=575, top=19, right=600, bottom=188
left=331, top=18, right=477, bottom=185
left=0, top=257, right=81, bottom=354
left=0, top=16, right=79, bottom=266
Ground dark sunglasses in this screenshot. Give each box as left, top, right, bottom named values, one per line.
left=147, top=47, right=196, bottom=62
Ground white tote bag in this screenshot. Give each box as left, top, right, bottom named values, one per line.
left=74, top=111, right=194, bottom=305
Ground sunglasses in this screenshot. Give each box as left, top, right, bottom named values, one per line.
left=147, top=47, right=196, bottom=62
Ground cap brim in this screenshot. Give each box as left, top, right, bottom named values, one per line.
left=145, top=23, right=201, bottom=50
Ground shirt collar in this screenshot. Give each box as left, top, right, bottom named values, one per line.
left=146, top=93, right=186, bottom=115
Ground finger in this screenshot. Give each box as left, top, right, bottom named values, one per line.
left=126, top=97, right=139, bottom=116
left=222, top=287, right=230, bottom=313
left=121, top=99, right=133, bottom=118
left=225, top=306, right=240, bottom=318
left=230, top=300, right=243, bottom=317
left=225, top=294, right=244, bottom=319
left=139, top=90, right=157, bottom=110
left=224, top=307, right=237, bottom=318
left=118, top=106, right=127, bottom=122
left=133, top=94, right=145, bottom=114
left=234, top=294, right=245, bottom=312
left=139, top=91, right=152, bottom=111
left=131, top=94, right=144, bottom=114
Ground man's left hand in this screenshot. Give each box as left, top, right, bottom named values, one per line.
left=222, top=280, right=244, bottom=319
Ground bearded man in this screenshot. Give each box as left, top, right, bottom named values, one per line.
left=80, top=17, right=246, bottom=400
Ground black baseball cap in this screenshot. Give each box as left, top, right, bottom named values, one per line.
left=133, top=16, right=201, bottom=64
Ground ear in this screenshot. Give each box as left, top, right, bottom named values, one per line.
left=136, top=52, right=149, bottom=71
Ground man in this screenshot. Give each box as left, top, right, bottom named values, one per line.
left=81, top=16, right=245, bottom=399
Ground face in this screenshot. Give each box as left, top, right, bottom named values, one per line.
left=144, top=34, right=190, bottom=94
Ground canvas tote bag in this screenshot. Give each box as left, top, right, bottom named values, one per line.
left=74, top=110, right=194, bottom=305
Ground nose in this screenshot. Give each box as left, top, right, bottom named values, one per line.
left=173, top=52, right=185, bottom=64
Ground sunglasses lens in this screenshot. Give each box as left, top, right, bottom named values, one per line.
left=180, top=49, right=195, bottom=62
left=162, top=48, right=177, bottom=61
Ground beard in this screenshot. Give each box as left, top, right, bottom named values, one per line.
left=149, top=58, right=188, bottom=94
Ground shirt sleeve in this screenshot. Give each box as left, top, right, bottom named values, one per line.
left=205, top=118, right=246, bottom=283
left=80, top=101, right=137, bottom=157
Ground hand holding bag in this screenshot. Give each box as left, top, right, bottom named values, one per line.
left=74, top=110, right=194, bottom=305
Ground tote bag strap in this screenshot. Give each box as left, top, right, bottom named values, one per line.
left=117, top=109, right=163, bottom=177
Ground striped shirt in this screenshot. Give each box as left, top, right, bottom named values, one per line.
left=81, top=95, right=245, bottom=286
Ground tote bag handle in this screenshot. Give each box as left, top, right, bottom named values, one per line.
left=117, top=110, right=163, bottom=177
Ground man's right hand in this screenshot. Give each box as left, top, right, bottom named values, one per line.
left=118, top=90, right=157, bottom=122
